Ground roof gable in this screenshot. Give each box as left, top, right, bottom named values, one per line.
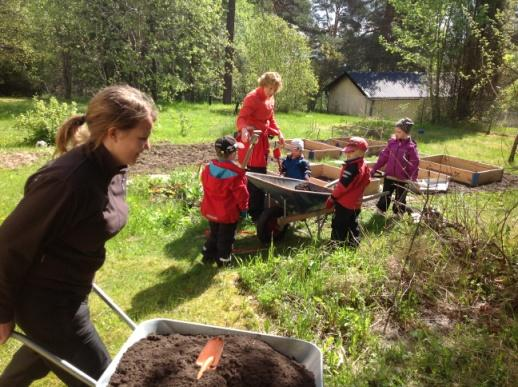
left=329, top=71, right=429, bottom=99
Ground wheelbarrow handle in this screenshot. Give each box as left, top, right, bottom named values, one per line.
left=11, top=331, right=97, bottom=386
left=324, top=178, right=339, bottom=188
left=9, top=284, right=135, bottom=386
left=92, top=283, right=137, bottom=330
left=361, top=191, right=389, bottom=202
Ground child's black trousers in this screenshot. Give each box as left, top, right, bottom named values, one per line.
left=376, top=177, right=409, bottom=214
left=203, top=221, right=238, bottom=264
left=246, top=166, right=267, bottom=221
left=331, top=203, right=361, bottom=247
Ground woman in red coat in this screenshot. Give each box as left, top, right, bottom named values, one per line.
left=236, top=72, right=284, bottom=221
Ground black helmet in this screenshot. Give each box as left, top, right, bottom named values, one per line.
left=215, top=135, right=244, bottom=155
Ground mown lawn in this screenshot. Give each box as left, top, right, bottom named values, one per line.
left=0, top=98, right=517, bottom=386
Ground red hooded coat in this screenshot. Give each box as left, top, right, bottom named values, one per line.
left=201, top=160, right=249, bottom=224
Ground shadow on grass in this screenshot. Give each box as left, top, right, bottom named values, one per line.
left=0, top=98, right=33, bottom=120
left=128, top=262, right=218, bottom=319
left=231, top=224, right=315, bottom=264
left=362, top=213, right=391, bottom=235
left=163, top=221, right=208, bottom=261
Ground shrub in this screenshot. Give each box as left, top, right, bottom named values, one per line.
left=234, top=5, right=318, bottom=112
left=15, top=97, right=78, bottom=145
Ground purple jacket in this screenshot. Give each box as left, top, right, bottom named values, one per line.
left=371, top=137, right=419, bottom=181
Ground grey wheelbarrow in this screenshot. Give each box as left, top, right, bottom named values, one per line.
left=11, top=284, right=324, bottom=386
left=247, top=172, right=388, bottom=243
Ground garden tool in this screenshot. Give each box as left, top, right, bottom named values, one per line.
left=196, top=337, right=225, bottom=380
left=240, top=130, right=261, bottom=169
left=273, top=141, right=282, bottom=173
left=324, top=178, right=339, bottom=188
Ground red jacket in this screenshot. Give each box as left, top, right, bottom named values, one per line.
left=201, top=160, right=249, bottom=224
left=331, top=157, right=371, bottom=210
left=236, top=87, right=280, bottom=168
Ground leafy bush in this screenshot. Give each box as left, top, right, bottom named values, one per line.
left=147, top=169, right=203, bottom=209
left=15, top=97, right=77, bottom=145
left=234, top=4, right=318, bottom=112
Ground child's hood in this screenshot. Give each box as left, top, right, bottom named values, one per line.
left=209, top=159, right=245, bottom=179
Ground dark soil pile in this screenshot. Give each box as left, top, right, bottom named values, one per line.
left=294, top=183, right=313, bottom=191
left=294, top=182, right=330, bottom=193
left=109, top=334, right=316, bottom=387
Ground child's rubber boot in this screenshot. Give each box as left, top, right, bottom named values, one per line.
left=374, top=207, right=385, bottom=217
left=216, top=256, right=231, bottom=267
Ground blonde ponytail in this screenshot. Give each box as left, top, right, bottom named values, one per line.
left=54, top=114, right=89, bottom=156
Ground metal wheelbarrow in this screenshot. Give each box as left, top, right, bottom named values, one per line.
left=247, top=172, right=388, bottom=243
left=11, top=284, right=323, bottom=387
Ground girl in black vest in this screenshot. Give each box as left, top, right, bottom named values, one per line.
left=0, top=85, right=157, bottom=386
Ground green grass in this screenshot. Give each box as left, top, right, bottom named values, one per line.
left=0, top=97, right=517, bottom=386
left=151, top=101, right=364, bottom=144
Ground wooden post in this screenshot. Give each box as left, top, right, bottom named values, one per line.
left=509, top=133, right=518, bottom=162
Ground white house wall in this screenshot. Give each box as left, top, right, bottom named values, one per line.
left=371, top=99, right=427, bottom=120
left=328, top=77, right=368, bottom=116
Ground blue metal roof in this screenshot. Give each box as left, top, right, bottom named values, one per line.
left=328, top=71, right=428, bottom=99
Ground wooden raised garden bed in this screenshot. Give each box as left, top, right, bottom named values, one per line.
left=285, top=139, right=342, bottom=161
left=325, top=137, right=386, bottom=156
left=364, top=161, right=451, bottom=193
left=419, top=155, right=503, bottom=186
left=309, top=163, right=382, bottom=196
left=365, top=161, right=450, bottom=181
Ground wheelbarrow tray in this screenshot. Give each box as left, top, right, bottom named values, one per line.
left=247, top=172, right=330, bottom=213
left=97, top=318, right=323, bottom=387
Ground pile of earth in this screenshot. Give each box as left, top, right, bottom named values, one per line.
left=109, top=333, right=315, bottom=387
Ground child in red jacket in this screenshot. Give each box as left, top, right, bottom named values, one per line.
left=200, top=136, right=249, bottom=266
left=326, top=137, right=371, bottom=246
left=236, top=71, right=285, bottom=221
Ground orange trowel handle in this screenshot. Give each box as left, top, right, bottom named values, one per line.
left=196, top=337, right=224, bottom=367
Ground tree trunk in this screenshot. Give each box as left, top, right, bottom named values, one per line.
left=223, top=0, right=235, bottom=104
left=151, top=57, right=159, bottom=102
left=62, top=51, right=72, bottom=100
left=509, top=133, right=518, bottom=162
left=147, top=6, right=159, bottom=102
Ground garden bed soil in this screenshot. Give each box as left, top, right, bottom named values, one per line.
left=130, top=143, right=214, bottom=174
left=0, top=151, right=44, bottom=169
left=127, top=143, right=518, bottom=193
left=447, top=173, right=518, bottom=193
left=109, top=333, right=315, bottom=387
